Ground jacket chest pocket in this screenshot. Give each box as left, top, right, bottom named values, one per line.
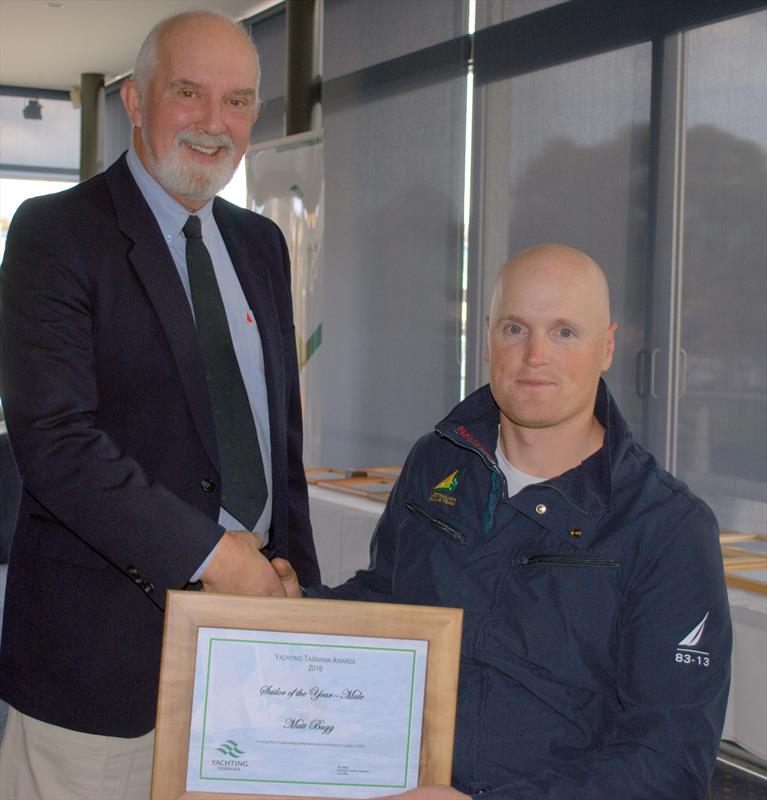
left=404, top=502, right=466, bottom=544
left=507, top=551, right=622, bottom=605
left=516, top=554, right=620, bottom=568
left=491, top=551, right=623, bottom=682
left=391, top=502, right=472, bottom=607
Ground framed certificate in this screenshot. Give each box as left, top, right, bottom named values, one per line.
left=152, top=592, right=463, bottom=800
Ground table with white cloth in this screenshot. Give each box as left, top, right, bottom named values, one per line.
left=722, top=586, right=767, bottom=762
left=307, top=485, right=384, bottom=587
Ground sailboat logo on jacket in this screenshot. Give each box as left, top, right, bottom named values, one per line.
left=678, top=612, right=709, bottom=648
left=675, top=612, right=712, bottom=667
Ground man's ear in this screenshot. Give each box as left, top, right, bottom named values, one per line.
left=120, top=80, right=142, bottom=128
left=483, top=315, right=490, bottom=363
left=602, top=321, right=618, bottom=372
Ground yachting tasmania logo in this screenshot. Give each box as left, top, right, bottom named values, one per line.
left=216, top=740, right=245, bottom=757
left=429, top=468, right=464, bottom=506
left=211, top=740, right=248, bottom=771
left=675, top=612, right=711, bottom=667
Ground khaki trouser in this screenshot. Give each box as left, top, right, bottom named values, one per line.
left=0, top=707, right=153, bottom=800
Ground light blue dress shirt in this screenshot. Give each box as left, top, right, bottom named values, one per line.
left=127, top=149, right=272, bottom=578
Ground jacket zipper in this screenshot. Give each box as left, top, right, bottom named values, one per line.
left=405, top=502, right=466, bottom=544
left=481, top=470, right=501, bottom=538
left=518, top=555, right=620, bottom=567
left=435, top=428, right=504, bottom=536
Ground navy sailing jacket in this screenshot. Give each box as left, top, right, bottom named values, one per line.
left=309, top=381, right=731, bottom=799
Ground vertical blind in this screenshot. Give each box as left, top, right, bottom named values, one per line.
left=318, top=0, right=467, bottom=466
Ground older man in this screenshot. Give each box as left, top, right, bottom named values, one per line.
left=277, top=245, right=731, bottom=800
left=0, top=10, right=318, bottom=799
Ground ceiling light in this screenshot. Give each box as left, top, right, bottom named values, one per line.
left=23, top=99, right=43, bottom=120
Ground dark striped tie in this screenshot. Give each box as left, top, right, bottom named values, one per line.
left=183, top=214, right=267, bottom=529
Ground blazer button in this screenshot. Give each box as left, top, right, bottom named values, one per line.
left=201, top=479, right=216, bottom=493
left=126, top=565, right=139, bottom=578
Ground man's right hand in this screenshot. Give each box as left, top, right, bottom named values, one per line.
left=272, top=557, right=302, bottom=598
left=201, top=531, right=285, bottom=596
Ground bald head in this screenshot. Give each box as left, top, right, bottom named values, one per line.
left=485, top=244, right=617, bottom=451
left=132, top=10, right=261, bottom=102
left=489, top=244, right=611, bottom=330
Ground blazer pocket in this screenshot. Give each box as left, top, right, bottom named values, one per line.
left=28, top=514, right=109, bottom=570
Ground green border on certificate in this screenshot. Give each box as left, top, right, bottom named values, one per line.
left=189, top=631, right=427, bottom=794
left=152, top=593, right=462, bottom=800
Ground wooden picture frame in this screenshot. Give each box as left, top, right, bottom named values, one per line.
left=364, top=467, right=402, bottom=481
left=152, top=592, right=463, bottom=800
left=304, top=468, right=349, bottom=485
left=720, top=530, right=767, bottom=595
left=314, top=476, right=396, bottom=503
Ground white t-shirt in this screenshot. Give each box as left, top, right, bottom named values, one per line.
left=495, top=431, right=547, bottom=497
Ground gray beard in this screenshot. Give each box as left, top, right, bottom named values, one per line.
left=143, top=127, right=237, bottom=203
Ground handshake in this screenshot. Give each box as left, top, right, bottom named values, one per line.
left=199, top=530, right=302, bottom=597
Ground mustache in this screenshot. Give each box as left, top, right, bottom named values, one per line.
left=175, top=130, right=234, bottom=152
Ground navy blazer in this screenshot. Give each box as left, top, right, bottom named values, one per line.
left=0, top=154, right=320, bottom=736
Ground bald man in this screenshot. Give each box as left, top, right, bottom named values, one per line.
left=279, top=245, right=731, bottom=799
left=0, top=10, right=318, bottom=799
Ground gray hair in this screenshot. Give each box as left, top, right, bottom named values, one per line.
left=132, top=10, right=261, bottom=102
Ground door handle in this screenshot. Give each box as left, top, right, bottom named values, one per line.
left=678, top=347, right=688, bottom=398
left=649, top=348, right=661, bottom=399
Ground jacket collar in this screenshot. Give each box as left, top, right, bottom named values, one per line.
left=435, top=379, right=633, bottom=527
